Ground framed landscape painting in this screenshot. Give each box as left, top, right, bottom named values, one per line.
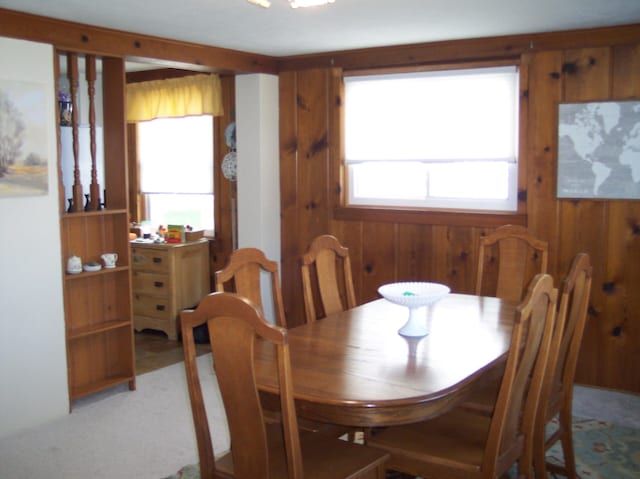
left=0, top=78, right=49, bottom=198
left=557, top=100, right=640, bottom=200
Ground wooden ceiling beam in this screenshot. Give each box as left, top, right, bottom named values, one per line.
left=0, top=7, right=277, bottom=74
left=277, top=23, right=640, bottom=71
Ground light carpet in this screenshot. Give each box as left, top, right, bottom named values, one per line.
left=0, top=354, right=230, bottom=479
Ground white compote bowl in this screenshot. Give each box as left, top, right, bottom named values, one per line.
left=378, top=282, right=451, bottom=337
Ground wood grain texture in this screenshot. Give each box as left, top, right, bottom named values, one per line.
left=255, top=295, right=517, bottom=427
left=278, top=24, right=640, bottom=72
left=0, top=7, right=276, bottom=74
left=208, top=75, right=236, bottom=284
left=8, top=8, right=638, bottom=393
left=278, top=29, right=640, bottom=393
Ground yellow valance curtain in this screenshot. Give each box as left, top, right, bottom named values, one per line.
left=126, top=73, right=223, bottom=122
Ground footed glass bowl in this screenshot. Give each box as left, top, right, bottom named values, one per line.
left=378, top=282, right=451, bottom=337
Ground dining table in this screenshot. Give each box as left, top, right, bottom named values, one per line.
left=254, top=293, right=518, bottom=428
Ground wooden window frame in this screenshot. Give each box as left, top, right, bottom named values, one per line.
left=331, top=59, right=529, bottom=228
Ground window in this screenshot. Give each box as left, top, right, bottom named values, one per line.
left=137, top=115, right=214, bottom=233
left=344, top=65, right=520, bottom=212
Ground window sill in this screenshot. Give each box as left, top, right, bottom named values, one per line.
left=334, top=206, right=527, bottom=228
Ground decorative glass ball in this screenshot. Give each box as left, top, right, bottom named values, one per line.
left=222, top=151, right=237, bottom=181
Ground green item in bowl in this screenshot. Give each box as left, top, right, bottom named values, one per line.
left=402, top=291, right=416, bottom=296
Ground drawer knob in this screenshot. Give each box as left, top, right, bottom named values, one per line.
left=153, top=257, right=162, bottom=264
left=154, top=281, right=164, bottom=288
left=156, top=304, right=166, bottom=311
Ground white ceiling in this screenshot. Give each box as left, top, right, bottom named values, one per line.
left=1, top=0, right=640, bottom=57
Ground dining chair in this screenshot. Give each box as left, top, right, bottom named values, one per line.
left=215, top=247, right=287, bottom=328
left=463, top=253, right=592, bottom=478
left=367, top=273, right=558, bottom=479
left=299, top=234, right=365, bottom=442
left=180, top=291, right=389, bottom=479
left=475, top=224, right=549, bottom=302
left=533, top=252, right=592, bottom=479
left=301, top=234, right=356, bottom=323
left=215, top=246, right=349, bottom=437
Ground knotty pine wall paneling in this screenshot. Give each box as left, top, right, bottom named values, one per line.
left=605, top=44, right=640, bottom=390
left=360, top=222, right=397, bottom=302
left=395, top=224, right=434, bottom=283
left=556, top=47, right=615, bottom=388
left=279, top=70, right=301, bottom=325
left=279, top=28, right=640, bottom=393
left=209, top=75, right=237, bottom=281
left=522, top=51, right=561, bottom=258
left=279, top=69, right=335, bottom=326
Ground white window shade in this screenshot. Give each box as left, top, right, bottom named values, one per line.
left=344, top=66, right=519, bottom=164
left=138, top=115, right=213, bottom=194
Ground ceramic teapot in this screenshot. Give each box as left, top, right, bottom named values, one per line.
left=67, top=255, right=82, bottom=274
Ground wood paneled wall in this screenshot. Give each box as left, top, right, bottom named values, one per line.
left=279, top=32, right=640, bottom=393
left=2, top=6, right=638, bottom=392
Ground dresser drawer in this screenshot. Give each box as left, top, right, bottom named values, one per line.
left=133, top=293, right=172, bottom=320
left=131, top=247, right=170, bottom=273
left=132, top=271, right=170, bottom=296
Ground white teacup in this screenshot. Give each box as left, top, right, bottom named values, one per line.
left=101, top=253, right=118, bottom=268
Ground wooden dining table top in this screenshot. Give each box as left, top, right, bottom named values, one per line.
left=255, top=293, right=518, bottom=427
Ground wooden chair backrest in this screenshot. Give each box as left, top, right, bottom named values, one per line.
left=541, top=253, right=592, bottom=420
left=181, top=292, right=304, bottom=479
left=215, top=247, right=287, bottom=328
left=475, top=224, right=549, bottom=302
left=483, top=273, right=557, bottom=477
left=181, top=298, right=218, bottom=479
left=301, top=234, right=356, bottom=323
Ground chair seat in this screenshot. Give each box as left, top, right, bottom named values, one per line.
left=217, top=423, right=388, bottom=478
left=370, top=409, right=488, bottom=471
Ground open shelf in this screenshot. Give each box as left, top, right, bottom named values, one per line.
left=70, top=375, right=135, bottom=401
left=67, top=319, right=131, bottom=340
left=64, top=265, right=128, bottom=281
left=58, top=53, right=135, bottom=410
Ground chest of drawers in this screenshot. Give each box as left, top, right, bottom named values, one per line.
left=131, top=238, right=210, bottom=340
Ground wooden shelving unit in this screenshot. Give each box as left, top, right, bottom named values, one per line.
left=58, top=54, right=135, bottom=408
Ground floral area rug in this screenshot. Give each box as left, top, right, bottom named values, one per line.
left=163, top=417, right=640, bottom=479
left=543, top=417, right=640, bottom=478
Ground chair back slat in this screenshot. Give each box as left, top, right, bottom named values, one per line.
left=483, top=273, right=558, bottom=476
left=180, top=307, right=218, bottom=479
left=301, top=235, right=356, bottom=322
left=216, top=247, right=287, bottom=328
left=476, top=224, right=549, bottom=302
left=555, top=253, right=592, bottom=398
left=182, top=292, right=304, bottom=479
left=534, top=253, right=592, bottom=478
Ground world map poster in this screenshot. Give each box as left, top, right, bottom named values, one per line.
left=557, top=100, right=640, bottom=199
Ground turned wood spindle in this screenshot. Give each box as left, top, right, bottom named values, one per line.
left=85, top=55, right=101, bottom=211
left=66, top=52, right=83, bottom=213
